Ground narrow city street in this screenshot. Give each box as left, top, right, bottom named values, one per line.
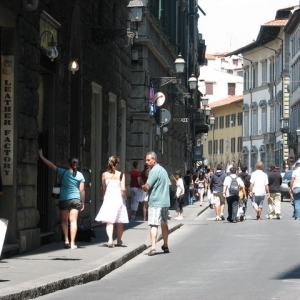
left=36, top=200, right=300, bottom=300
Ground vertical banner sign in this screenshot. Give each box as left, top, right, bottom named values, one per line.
left=1, top=55, right=14, bottom=185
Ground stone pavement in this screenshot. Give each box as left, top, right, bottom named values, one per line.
left=0, top=200, right=208, bottom=300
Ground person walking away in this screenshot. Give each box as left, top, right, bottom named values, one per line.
left=249, top=162, right=270, bottom=220
left=130, top=161, right=142, bottom=221
left=223, top=167, right=245, bottom=223
left=289, top=161, right=300, bottom=220
left=195, top=172, right=207, bottom=206
left=173, top=170, right=185, bottom=220
left=142, top=151, right=170, bottom=256
left=210, top=164, right=226, bottom=221
left=39, top=149, right=85, bottom=250
left=184, top=170, right=193, bottom=205
left=95, top=156, right=128, bottom=247
left=141, top=164, right=151, bottom=221
left=226, top=161, right=235, bottom=175
left=238, top=164, right=251, bottom=220
left=267, top=165, right=282, bottom=219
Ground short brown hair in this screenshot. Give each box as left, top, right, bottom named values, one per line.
left=255, top=162, right=264, bottom=170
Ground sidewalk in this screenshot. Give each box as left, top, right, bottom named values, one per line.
left=0, top=200, right=208, bottom=300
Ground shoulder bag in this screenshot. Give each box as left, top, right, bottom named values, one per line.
left=51, top=169, right=67, bottom=199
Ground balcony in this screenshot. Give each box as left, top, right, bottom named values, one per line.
left=263, top=133, right=275, bottom=145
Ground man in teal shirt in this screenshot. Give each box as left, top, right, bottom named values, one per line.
left=142, top=151, right=170, bottom=256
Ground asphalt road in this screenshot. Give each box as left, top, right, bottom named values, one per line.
left=36, top=200, right=300, bottom=300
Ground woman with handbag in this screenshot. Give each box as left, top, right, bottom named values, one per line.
left=39, top=149, right=85, bottom=250
left=95, top=156, right=129, bottom=247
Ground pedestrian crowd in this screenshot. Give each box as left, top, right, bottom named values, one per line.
left=39, top=148, right=298, bottom=256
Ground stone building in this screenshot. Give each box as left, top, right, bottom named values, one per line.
left=0, top=0, right=131, bottom=255
left=0, top=0, right=205, bottom=256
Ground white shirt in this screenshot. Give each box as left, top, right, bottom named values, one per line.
left=292, top=167, right=300, bottom=188
left=250, top=169, right=269, bottom=196
left=224, top=174, right=244, bottom=197
left=176, top=178, right=185, bottom=197
left=226, top=164, right=233, bottom=173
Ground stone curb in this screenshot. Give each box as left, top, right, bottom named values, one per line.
left=0, top=206, right=208, bottom=300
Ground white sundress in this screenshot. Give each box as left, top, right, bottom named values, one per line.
left=95, top=178, right=129, bottom=224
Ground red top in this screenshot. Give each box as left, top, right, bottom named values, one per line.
left=130, top=169, right=141, bottom=188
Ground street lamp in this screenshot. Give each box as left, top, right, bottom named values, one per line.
left=174, top=53, right=186, bottom=74
left=39, top=31, right=58, bottom=61
left=188, top=73, right=197, bottom=91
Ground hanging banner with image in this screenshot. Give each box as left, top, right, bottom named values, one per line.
left=1, top=55, right=14, bottom=185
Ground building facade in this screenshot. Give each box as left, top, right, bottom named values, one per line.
left=203, top=96, right=243, bottom=171
left=0, top=0, right=205, bottom=256
left=228, top=5, right=297, bottom=173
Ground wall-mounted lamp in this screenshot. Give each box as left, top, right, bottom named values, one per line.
left=68, top=60, right=79, bottom=74
left=188, top=73, right=197, bottom=91
left=40, top=31, right=58, bottom=61
left=209, top=114, right=215, bottom=125
left=174, top=53, right=186, bottom=74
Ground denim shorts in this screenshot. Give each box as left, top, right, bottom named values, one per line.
left=59, top=199, right=81, bottom=211
left=251, top=195, right=265, bottom=208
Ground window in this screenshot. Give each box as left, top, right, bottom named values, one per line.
left=233, top=59, right=238, bottom=66
left=252, top=110, right=258, bottom=135
left=238, top=112, right=243, bottom=126
left=227, top=70, right=233, bottom=74
left=225, top=115, right=231, bottom=128
left=219, top=116, right=224, bottom=129
left=244, top=66, right=249, bottom=90
left=228, top=83, right=235, bottom=95
left=213, top=140, right=218, bottom=155
left=231, top=114, right=236, bottom=127
left=231, top=137, right=235, bottom=153
left=208, top=141, right=212, bottom=155
left=244, top=112, right=249, bottom=137
left=214, top=117, right=219, bottom=130
left=261, top=108, right=267, bottom=134
left=237, top=71, right=243, bottom=77
left=261, top=60, right=267, bottom=85
left=206, top=82, right=214, bottom=95
left=220, top=139, right=224, bottom=154
left=237, top=137, right=243, bottom=152
left=252, top=63, right=258, bottom=88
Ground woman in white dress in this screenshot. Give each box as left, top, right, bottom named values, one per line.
left=95, top=156, right=128, bottom=247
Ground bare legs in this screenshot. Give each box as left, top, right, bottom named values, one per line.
left=60, top=208, right=79, bottom=249
left=149, top=223, right=169, bottom=250
left=143, top=201, right=148, bottom=221
left=106, top=222, right=124, bottom=246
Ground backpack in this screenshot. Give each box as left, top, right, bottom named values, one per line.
left=228, top=175, right=239, bottom=195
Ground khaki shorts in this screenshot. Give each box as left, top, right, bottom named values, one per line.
left=212, top=192, right=225, bottom=206
left=148, top=207, right=169, bottom=226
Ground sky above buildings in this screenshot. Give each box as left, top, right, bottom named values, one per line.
left=198, top=0, right=298, bottom=54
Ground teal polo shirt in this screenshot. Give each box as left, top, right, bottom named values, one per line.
left=146, top=164, right=170, bottom=208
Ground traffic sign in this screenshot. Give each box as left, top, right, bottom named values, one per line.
left=289, top=156, right=295, bottom=163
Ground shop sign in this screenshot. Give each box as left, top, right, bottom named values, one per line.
left=1, top=55, right=14, bottom=185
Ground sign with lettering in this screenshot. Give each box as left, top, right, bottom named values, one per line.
left=1, top=55, right=14, bottom=185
